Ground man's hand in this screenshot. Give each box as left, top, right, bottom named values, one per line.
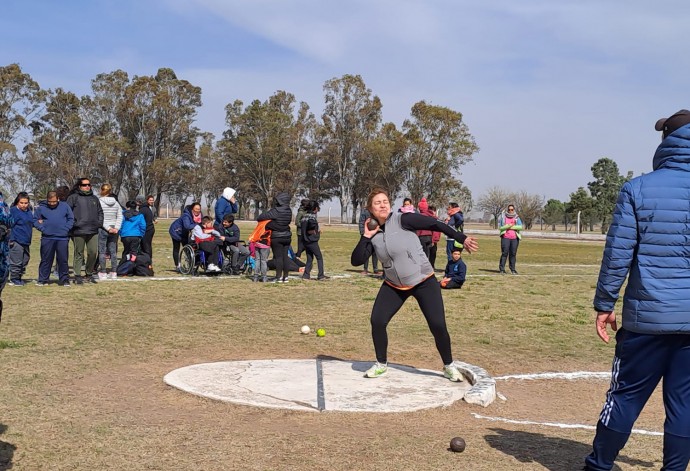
left=596, top=311, right=617, bottom=343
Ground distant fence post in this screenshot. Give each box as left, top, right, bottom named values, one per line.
left=328, top=207, right=331, bottom=225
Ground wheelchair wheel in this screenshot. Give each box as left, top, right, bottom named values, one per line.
left=179, top=245, right=196, bottom=275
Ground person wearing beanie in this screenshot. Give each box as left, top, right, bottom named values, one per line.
left=214, top=187, right=238, bottom=226
left=416, top=197, right=435, bottom=259
left=585, top=110, right=690, bottom=470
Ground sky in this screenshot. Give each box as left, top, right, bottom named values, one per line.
left=3, top=0, right=690, bottom=205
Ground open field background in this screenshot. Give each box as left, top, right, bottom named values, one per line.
left=0, top=221, right=664, bottom=470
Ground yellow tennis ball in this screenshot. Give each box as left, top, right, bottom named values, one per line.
left=316, top=328, right=326, bottom=337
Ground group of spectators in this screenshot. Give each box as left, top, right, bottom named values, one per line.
left=2, top=177, right=157, bottom=288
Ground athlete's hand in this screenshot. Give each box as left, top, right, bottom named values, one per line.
left=363, top=218, right=380, bottom=238
left=596, top=311, right=617, bottom=343
left=462, top=236, right=478, bottom=254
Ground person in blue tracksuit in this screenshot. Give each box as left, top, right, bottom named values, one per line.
left=585, top=110, right=690, bottom=471
left=8, top=192, right=33, bottom=286
left=34, top=191, right=74, bottom=286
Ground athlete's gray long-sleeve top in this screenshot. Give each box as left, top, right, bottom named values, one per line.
left=351, top=212, right=466, bottom=289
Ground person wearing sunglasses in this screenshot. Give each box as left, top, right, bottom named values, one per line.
left=66, top=178, right=104, bottom=284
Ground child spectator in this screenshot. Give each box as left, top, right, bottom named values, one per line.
left=98, top=184, right=123, bottom=280
left=440, top=246, right=466, bottom=290
left=8, top=192, right=33, bottom=286
left=192, top=216, right=224, bottom=272
left=119, top=201, right=146, bottom=266
left=248, top=220, right=271, bottom=282
left=215, top=214, right=249, bottom=274
left=301, top=201, right=327, bottom=280
left=34, top=191, right=74, bottom=286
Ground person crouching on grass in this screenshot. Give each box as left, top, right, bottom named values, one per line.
left=192, top=216, right=225, bottom=273
left=350, top=187, right=479, bottom=381
left=440, top=246, right=466, bottom=289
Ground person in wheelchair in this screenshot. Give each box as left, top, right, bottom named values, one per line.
left=192, top=216, right=225, bottom=273
left=215, top=214, right=249, bottom=274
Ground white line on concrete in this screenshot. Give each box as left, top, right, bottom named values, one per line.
left=495, top=372, right=611, bottom=381
left=471, top=413, right=663, bottom=436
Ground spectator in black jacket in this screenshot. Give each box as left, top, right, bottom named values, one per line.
left=440, top=246, right=466, bottom=289
left=136, top=195, right=155, bottom=260
left=300, top=201, right=327, bottom=280
left=66, top=177, right=103, bottom=284
left=257, top=192, right=293, bottom=283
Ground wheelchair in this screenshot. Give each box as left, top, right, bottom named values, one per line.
left=179, top=241, right=225, bottom=276
left=220, top=241, right=254, bottom=276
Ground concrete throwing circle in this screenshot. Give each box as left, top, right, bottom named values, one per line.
left=164, top=359, right=495, bottom=412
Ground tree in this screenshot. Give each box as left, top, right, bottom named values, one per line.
left=402, top=101, right=478, bottom=204
left=220, top=91, right=312, bottom=212
left=587, top=157, right=630, bottom=233
left=24, top=88, right=92, bottom=191
left=512, top=191, right=544, bottom=230
left=477, top=187, right=511, bottom=229
left=81, top=70, right=131, bottom=196
left=567, top=187, right=595, bottom=232
left=118, top=68, right=201, bottom=201
left=0, top=63, right=45, bottom=194
left=542, top=199, right=565, bottom=231
left=321, top=74, right=382, bottom=222
left=353, top=122, right=409, bottom=205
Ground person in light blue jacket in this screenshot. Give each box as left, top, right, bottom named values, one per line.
left=585, top=110, right=690, bottom=471
left=119, top=201, right=146, bottom=264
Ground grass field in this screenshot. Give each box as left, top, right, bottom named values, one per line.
left=0, top=221, right=665, bottom=470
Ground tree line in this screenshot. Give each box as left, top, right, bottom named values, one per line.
left=476, top=157, right=632, bottom=233
left=0, top=64, right=479, bottom=222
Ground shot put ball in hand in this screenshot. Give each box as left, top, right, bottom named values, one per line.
left=367, top=219, right=379, bottom=231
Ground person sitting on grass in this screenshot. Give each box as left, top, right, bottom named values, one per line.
left=215, top=214, right=249, bottom=274
left=440, top=246, right=466, bottom=290
left=192, top=216, right=224, bottom=273
left=119, top=201, right=146, bottom=266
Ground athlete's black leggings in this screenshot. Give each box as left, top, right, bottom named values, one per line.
left=370, top=275, right=453, bottom=365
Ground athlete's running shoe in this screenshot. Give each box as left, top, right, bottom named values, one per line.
left=443, top=364, right=463, bottom=382
left=364, top=362, right=388, bottom=378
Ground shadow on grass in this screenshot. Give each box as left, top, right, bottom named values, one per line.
left=478, top=268, right=503, bottom=274
left=484, top=428, right=656, bottom=470
left=0, top=424, right=16, bottom=470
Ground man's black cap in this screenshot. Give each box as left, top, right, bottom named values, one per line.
left=655, top=110, right=690, bottom=138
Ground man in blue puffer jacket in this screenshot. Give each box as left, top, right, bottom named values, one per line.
left=585, top=110, right=690, bottom=471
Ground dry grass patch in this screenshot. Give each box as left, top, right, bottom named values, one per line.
left=0, top=222, right=665, bottom=470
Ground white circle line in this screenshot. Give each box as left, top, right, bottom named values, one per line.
left=471, top=413, right=662, bottom=436
left=495, top=372, right=611, bottom=381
